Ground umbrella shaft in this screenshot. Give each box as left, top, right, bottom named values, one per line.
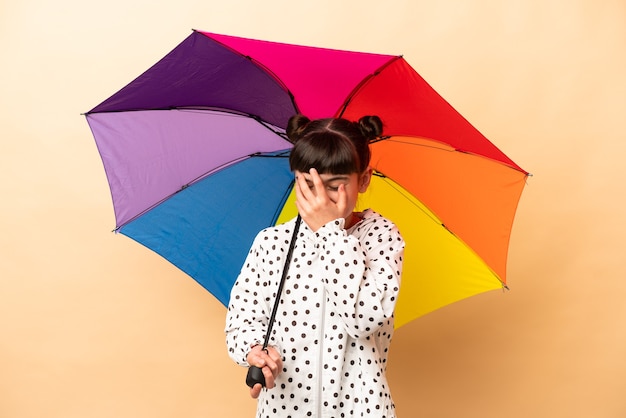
left=261, top=215, right=301, bottom=349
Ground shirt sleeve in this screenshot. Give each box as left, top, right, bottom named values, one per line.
left=314, top=215, right=405, bottom=339
left=224, top=233, right=276, bottom=366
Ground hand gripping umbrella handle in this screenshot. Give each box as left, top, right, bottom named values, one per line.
left=246, top=215, right=302, bottom=388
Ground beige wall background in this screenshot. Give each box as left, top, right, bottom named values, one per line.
left=1, top=0, right=625, bottom=417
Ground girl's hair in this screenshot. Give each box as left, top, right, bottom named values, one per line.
left=287, top=115, right=383, bottom=174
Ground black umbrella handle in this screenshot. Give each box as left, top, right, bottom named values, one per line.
left=246, top=365, right=266, bottom=388
left=245, top=215, right=302, bottom=388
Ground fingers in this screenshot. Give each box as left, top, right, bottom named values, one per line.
left=246, top=345, right=265, bottom=368
left=294, top=173, right=315, bottom=225
left=294, top=178, right=307, bottom=214
left=262, top=364, right=276, bottom=388
left=336, top=183, right=347, bottom=214
left=296, top=168, right=329, bottom=203
left=250, top=383, right=262, bottom=399
left=309, top=168, right=325, bottom=196
left=246, top=346, right=283, bottom=397
left=264, top=347, right=283, bottom=387
left=260, top=348, right=282, bottom=378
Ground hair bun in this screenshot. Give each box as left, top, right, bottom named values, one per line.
left=357, top=115, right=383, bottom=141
left=286, top=114, right=311, bottom=143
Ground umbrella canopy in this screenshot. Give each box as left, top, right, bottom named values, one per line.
left=85, top=30, right=529, bottom=327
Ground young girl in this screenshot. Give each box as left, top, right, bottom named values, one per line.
left=225, top=115, right=405, bottom=417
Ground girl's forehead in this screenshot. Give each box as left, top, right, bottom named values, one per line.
left=295, top=170, right=354, bottom=179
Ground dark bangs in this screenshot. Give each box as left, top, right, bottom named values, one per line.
left=289, top=131, right=360, bottom=175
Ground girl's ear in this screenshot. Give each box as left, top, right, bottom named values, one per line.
left=359, top=168, right=373, bottom=193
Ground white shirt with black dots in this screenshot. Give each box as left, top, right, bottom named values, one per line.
left=226, top=209, right=405, bottom=418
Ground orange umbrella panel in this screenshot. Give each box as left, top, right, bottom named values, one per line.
left=370, top=135, right=528, bottom=287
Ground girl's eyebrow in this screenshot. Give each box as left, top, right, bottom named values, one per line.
left=303, top=174, right=350, bottom=184
left=305, top=176, right=349, bottom=187
left=321, top=175, right=350, bottom=182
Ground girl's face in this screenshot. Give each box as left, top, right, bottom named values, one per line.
left=295, top=169, right=372, bottom=219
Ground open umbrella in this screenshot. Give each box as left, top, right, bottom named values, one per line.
left=85, top=29, right=529, bottom=327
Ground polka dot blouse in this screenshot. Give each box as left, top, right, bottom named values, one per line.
left=225, top=209, right=405, bottom=417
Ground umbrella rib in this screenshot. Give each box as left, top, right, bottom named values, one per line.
left=373, top=135, right=458, bottom=153
left=87, top=106, right=277, bottom=117
left=243, top=58, right=299, bottom=113
left=200, top=32, right=300, bottom=114
left=175, top=108, right=291, bottom=143
left=372, top=171, right=447, bottom=229
left=115, top=152, right=287, bottom=231
left=376, top=136, right=530, bottom=175
left=270, top=178, right=296, bottom=226
left=251, top=117, right=290, bottom=141
left=336, top=55, right=403, bottom=118
left=373, top=172, right=509, bottom=290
